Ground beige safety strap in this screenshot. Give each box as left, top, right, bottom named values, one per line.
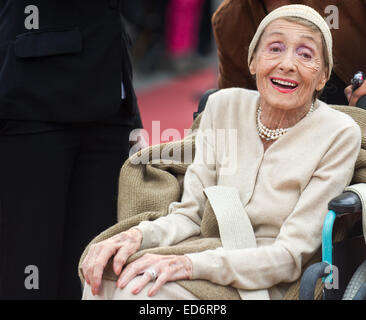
left=203, top=185, right=270, bottom=300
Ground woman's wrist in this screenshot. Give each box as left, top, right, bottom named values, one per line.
left=128, top=227, right=143, bottom=247
left=183, top=255, right=194, bottom=279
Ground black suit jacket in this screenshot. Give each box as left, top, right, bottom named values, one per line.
left=0, top=0, right=142, bottom=127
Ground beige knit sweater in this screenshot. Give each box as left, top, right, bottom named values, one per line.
left=135, top=88, right=361, bottom=298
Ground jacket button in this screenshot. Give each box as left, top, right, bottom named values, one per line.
left=109, top=0, right=119, bottom=9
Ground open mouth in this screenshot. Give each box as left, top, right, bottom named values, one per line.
left=270, top=77, right=299, bottom=93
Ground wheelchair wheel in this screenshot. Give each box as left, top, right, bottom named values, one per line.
left=342, top=260, right=366, bottom=300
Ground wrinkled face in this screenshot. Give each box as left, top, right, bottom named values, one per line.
left=249, top=19, right=328, bottom=111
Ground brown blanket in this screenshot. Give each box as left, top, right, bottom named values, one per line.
left=78, top=104, right=366, bottom=300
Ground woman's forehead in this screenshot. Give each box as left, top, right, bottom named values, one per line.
left=262, top=19, right=322, bottom=44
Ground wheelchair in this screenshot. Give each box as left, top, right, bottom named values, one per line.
left=299, top=191, right=366, bottom=300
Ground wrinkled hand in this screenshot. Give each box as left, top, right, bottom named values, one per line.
left=81, top=228, right=142, bottom=295
left=344, top=80, right=366, bottom=106
left=116, top=253, right=193, bottom=297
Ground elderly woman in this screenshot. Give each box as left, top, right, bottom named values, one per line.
left=81, top=5, right=361, bottom=300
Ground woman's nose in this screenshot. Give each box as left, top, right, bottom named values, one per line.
left=278, top=51, right=296, bottom=73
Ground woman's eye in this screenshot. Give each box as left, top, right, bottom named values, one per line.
left=268, top=43, right=284, bottom=53
left=297, top=47, right=313, bottom=60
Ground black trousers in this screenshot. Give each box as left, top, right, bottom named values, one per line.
left=0, top=120, right=133, bottom=299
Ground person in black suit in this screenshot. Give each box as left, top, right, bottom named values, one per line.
left=0, top=0, right=144, bottom=299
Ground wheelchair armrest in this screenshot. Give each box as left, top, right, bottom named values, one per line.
left=328, top=191, right=362, bottom=215
left=300, top=261, right=329, bottom=300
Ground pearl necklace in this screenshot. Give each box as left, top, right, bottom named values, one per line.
left=256, top=102, right=314, bottom=141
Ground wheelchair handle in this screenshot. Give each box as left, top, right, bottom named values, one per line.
left=193, top=89, right=218, bottom=120
left=328, top=191, right=362, bottom=214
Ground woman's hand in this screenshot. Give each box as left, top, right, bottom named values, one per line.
left=116, top=253, right=193, bottom=297
left=81, top=228, right=143, bottom=295
left=344, top=80, right=366, bottom=106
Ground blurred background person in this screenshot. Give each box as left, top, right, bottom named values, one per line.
left=125, top=0, right=220, bottom=146
left=122, top=0, right=169, bottom=74
left=123, top=0, right=215, bottom=75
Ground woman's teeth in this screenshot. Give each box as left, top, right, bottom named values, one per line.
left=271, top=79, right=298, bottom=88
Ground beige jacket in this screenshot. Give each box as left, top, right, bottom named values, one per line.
left=136, top=88, right=361, bottom=298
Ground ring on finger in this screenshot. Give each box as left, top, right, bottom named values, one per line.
left=146, top=268, right=158, bottom=281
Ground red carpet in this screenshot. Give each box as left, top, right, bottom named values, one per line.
left=136, top=67, right=217, bottom=145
